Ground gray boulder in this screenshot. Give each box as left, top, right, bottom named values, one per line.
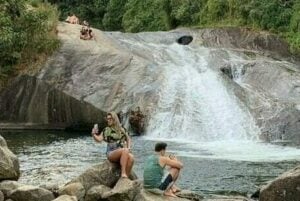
left=85, top=185, right=111, bottom=201
left=70, top=160, right=137, bottom=191
left=260, top=165, right=300, bottom=201
left=8, top=185, right=55, bottom=201
left=0, top=136, right=20, bottom=181
left=58, top=182, right=85, bottom=201
left=0, top=181, right=23, bottom=197
left=53, top=195, right=78, bottom=201
left=102, top=178, right=141, bottom=201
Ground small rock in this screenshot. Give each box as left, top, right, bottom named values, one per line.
left=53, top=195, right=78, bottom=201
left=176, top=190, right=203, bottom=201
left=58, top=182, right=85, bottom=201
left=8, top=185, right=55, bottom=201
left=40, top=183, right=59, bottom=197
left=84, top=185, right=111, bottom=201
left=0, top=190, right=4, bottom=201
left=0, top=181, right=23, bottom=197
left=134, top=189, right=190, bottom=201
left=102, top=178, right=142, bottom=201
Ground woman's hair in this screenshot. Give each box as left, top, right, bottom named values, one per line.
left=108, top=112, right=124, bottom=134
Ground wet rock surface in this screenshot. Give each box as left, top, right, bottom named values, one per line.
left=0, top=23, right=298, bottom=144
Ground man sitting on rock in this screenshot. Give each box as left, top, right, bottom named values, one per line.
left=143, top=142, right=183, bottom=197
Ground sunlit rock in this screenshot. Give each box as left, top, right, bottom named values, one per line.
left=0, top=136, right=20, bottom=181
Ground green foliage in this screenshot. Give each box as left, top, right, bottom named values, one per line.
left=0, top=0, right=59, bottom=81
left=169, top=0, right=202, bottom=26
left=102, top=0, right=128, bottom=31
left=122, top=0, right=172, bottom=32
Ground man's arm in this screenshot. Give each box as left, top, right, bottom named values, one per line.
left=160, top=156, right=183, bottom=169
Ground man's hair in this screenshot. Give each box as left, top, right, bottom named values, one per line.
left=155, top=142, right=167, bottom=152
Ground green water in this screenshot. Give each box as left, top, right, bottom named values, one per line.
left=1, top=131, right=299, bottom=197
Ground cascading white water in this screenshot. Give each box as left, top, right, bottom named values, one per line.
left=144, top=44, right=260, bottom=142
left=111, top=35, right=300, bottom=162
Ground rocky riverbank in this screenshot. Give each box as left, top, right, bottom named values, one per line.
left=1, top=134, right=300, bottom=201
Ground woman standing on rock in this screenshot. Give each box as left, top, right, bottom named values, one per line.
left=92, top=112, right=134, bottom=178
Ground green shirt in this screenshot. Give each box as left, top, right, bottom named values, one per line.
left=143, top=154, right=164, bottom=189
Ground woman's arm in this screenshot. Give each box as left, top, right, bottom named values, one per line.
left=91, top=128, right=104, bottom=143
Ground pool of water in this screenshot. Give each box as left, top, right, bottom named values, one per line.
left=2, top=131, right=300, bottom=197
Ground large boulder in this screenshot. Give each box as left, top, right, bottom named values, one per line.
left=0, top=136, right=20, bottom=181
left=69, top=160, right=137, bottom=191
left=259, top=166, right=300, bottom=201
left=7, top=185, right=55, bottom=201
left=58, top=182, right=85, bottom=201
left=102, top=178, right=142, bottom=201
left=84, top=185, right=111, bottom=201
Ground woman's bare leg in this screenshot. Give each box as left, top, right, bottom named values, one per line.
left=108, top=148, right=130, bottom=177
left=126, top=153, right=134, bottom=177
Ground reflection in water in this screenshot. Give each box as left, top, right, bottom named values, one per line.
left=2, top=131, right=299, bottom=196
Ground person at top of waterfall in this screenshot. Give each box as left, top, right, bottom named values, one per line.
left=65, top=13, right=79, bottom=24
left=143, top=142, right=183, bottom=197
left=80, top=24, right=94, bottom=40
left=92, top=112, right=134, bottom=178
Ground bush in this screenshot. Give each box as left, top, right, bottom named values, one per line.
left=102, top=0, right=128, bottom=31
left=122, top=0, right=171, bottom=32
left=0, top=0, right=59, bottom=83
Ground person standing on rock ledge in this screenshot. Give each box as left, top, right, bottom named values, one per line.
left=143, top=142, right=183, bottom=197
left=92, top=112, right=134, bottom=178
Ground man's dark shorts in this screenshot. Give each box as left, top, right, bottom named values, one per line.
left=159, top=174, right=173, bottom=190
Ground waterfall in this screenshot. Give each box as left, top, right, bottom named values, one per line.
left=145, top=44, right=260, bottom=142
left=111, top=34, right=260, bottom=142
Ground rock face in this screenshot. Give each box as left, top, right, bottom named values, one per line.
left=0, top=22, right=299, bottom=142
left=214, top=50, right=300, bottom=143
left=0, top=136, right=20, bottom=181
left=0, top=75, right=106, bottom=130
left=259, top=166, right=300, bottom=201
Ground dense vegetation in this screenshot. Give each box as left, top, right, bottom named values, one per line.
left=0, top=0, right=59, bottom=87
left=50, top=0, right=300, bottom=53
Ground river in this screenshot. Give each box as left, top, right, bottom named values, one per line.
left=2, top=131, right=300, bottom=197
